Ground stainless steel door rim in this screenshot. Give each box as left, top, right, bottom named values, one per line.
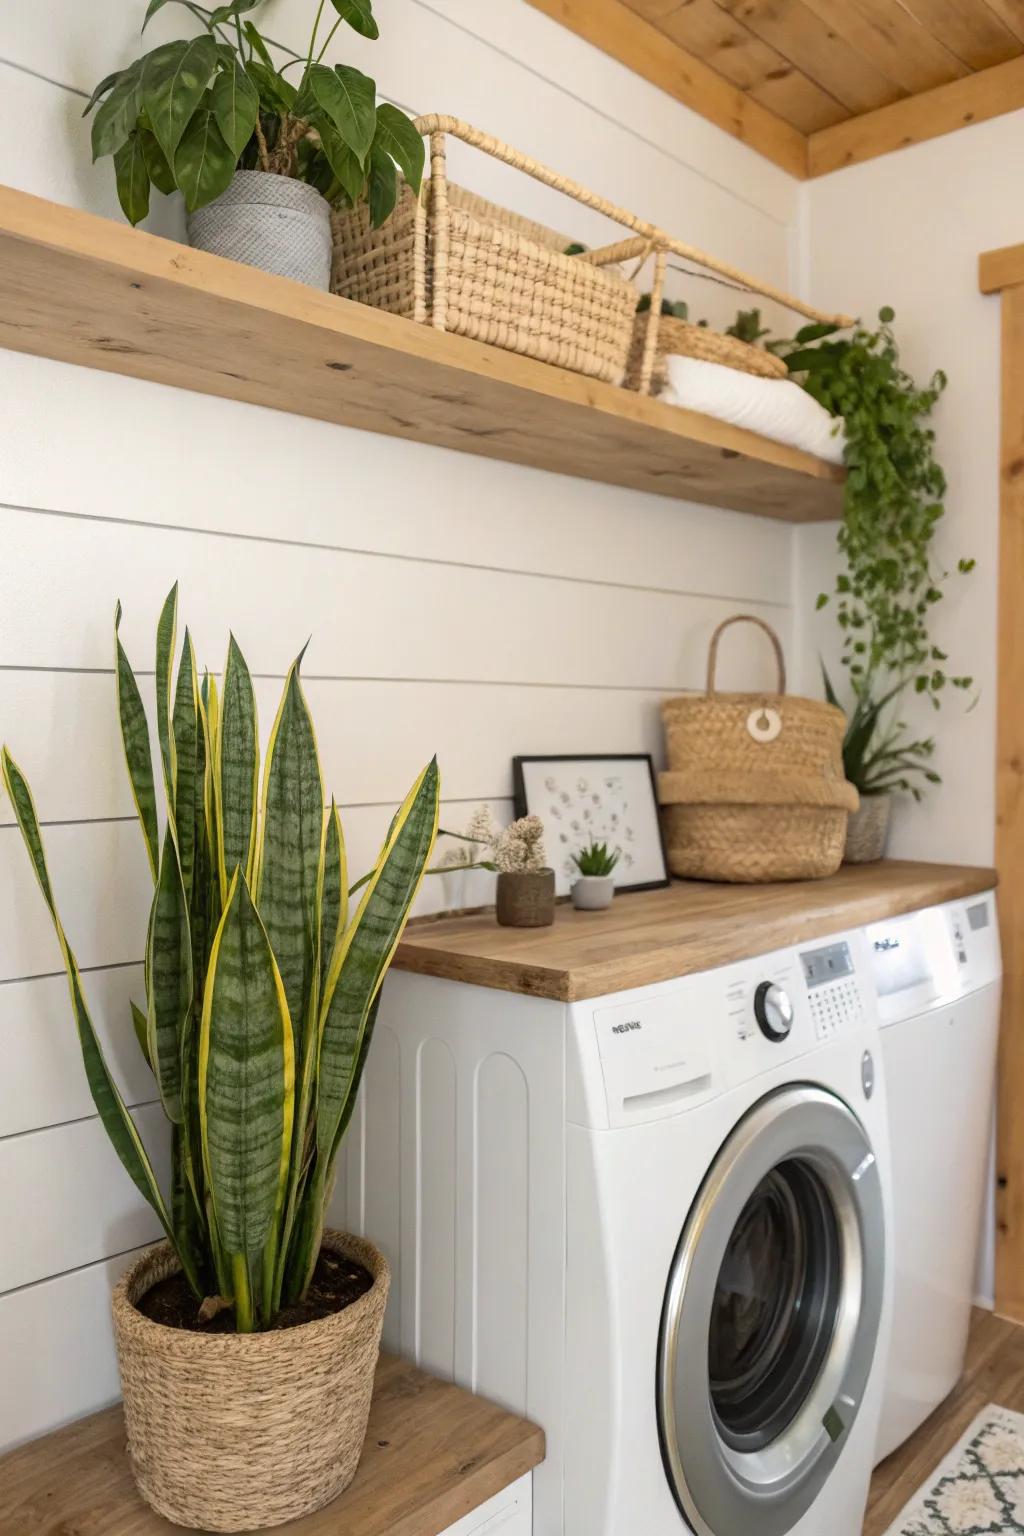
left=657, top=1085, right=886, bottom=1536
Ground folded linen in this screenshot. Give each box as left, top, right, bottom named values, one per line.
left=660, top=353, right=847, bottom=464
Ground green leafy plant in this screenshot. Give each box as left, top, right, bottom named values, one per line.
left=571, top=840, right=620, bottom=878
left=1, top=584, right=439, bottom=1331
left=823, top=665, right=940, bottom=801
left=636, top=292, right=706, bottom=323
left=726, top=307, right=771, bottom=346
left=85, top=0, right=424, bottom=226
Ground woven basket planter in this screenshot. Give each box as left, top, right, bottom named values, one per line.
left=112, top=1231, right=389, bottom=1532
left=625, top=311, right=788, bottom=394
left=658, top=616, right=858, bottom=884
left=496, top=868, right=556, bottom=927
left=844, top=793, right=892, bottom=864
left=187, top=171, right=333, bottom=289
left=332, top=180, right=636, bottom=384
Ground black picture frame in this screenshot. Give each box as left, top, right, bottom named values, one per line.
left=512, top=753, right=670, bottom=894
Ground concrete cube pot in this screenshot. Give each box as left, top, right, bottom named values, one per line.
left=571, top=874, right=616, bottom=911
left=187, top=171, right=333, bottom=289
left=496, top=869, right=555, bottom=927
left=111, top=1230, right=389, bottom=1531
left=843, top=794, right=892, bottom=865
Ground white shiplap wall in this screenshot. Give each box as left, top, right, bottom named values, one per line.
left=0, top=0, right=802, bottom=1450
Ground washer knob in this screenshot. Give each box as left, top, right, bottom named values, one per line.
left=754, top=981, right=794, bottom=1042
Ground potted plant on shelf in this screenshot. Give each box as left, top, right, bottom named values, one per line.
left=84, top=0, right=424, bottom=287
left=774, top=307, right=975, bottom=863
left=570, top=839, right=619, bottom=911
left=493, top=815, right=555, bottom=928
left=1, top=583, right=439, bottom=1532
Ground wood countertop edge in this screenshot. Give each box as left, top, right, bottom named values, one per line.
left=393, top=863, right=999, bottom=1003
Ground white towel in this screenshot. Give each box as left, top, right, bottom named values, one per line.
left=660, top=354, right=847, bottom=465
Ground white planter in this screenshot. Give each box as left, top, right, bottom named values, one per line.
left=571, top=875, right=616, bottom=911
left=187, top=171, right=332, bottom=289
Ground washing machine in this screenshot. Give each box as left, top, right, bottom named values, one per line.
left=340, top=928, right=892, bottom=1536
left=868, top=886, right=1001, bottom=1464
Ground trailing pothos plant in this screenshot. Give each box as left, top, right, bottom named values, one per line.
left=1, top=585, right=439, bottom=1331
left=85, top=0, right=424, bottom=227
left=772, top=307, right=975, bottom=800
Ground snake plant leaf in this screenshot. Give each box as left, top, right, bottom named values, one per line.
left=199, top=869, right=295, bottom=1264
left=174, top=108, right=236, bottom=215
left=114, top=602, right=159, bottom=884
left=0, top=748, right=189, bottom=1277
left=130, top=998, right=152, bottom=1068
left=319, top=800, right=347, bottom=997
left=255, top=651, right=324, bottom=1038
left=141, top=128, right=177, bottom=195
left=113, top=131, right=151, bottom=226
left=367, top=142, right=398, bottom=229
left=300, top=64, right=376, bottom=166
left=329, top=0, right=379, bottom=39
left=211, top=56, right=259, bottom=160
left=147, top=826, right=192, bottom=1124
left=91, top=61, right=142, bottom=161
left=144, top=34, right=218, bottom=166
left=216, top=636, right=259, bottom=901
left=172, top=630, right=199, bottom=900
left=373, top=103, right=424, bottom=194
left=316, top=758, right=439, bottom=1166
left=156, top=582, right=178, bottom=812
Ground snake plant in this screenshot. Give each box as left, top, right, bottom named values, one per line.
left=1, top=583, right=439, bottom=1330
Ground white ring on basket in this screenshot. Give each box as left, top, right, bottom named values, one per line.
left=747, top=706, right=782, bottom=743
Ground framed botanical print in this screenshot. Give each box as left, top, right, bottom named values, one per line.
left=512, top=754, right=670, bottom=897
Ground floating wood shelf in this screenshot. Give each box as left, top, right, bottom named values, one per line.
left=0, top=184, right=845, bottom=522
left=0, top=1352, right=544, bottom=1536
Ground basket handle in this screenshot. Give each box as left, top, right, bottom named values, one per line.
left=706, top=616, right=787, bottom=697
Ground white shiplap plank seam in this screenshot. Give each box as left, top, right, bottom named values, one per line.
left=0, top=1098, right=159, bottom=1149
left=0, top=795, right=515, bottom=829
left=0, top=1241, right=151, bottom=1301
left=0, top=664, right=705, bottom=693
left=0, top=957, right=142, bottom=989
left=2, top=503, right=792, bottom=609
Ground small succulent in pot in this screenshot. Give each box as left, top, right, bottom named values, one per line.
left=84, top=0, right=424, bottom=286
left=570, top=839, right=619, bottom=911
left=493, top=815, right=555, bottom=928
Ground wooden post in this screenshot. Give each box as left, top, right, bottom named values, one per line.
left=980, top=243, right=1024, bottom=1318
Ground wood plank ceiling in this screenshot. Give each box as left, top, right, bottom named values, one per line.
left=526, top=0, right=1024, bottom=176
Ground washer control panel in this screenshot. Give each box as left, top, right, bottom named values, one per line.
left=799, top=940, right=866, bottom=1040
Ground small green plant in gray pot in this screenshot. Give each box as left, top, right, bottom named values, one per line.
left=494, top=815, right=555, bottom=928
left=85, top=0, right=424, bottom=287
left=570, top=840, right=619, bottom=911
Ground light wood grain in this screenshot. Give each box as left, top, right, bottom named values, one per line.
left=800, top=0, right=968, bottom=94
left=714, top=0, right=903, bottom=114
left=0, top=183, right=846, bottom=522
left=897, top=0, right=1021, bottom=69
left=523, top=0, right=810, bottom=176
left=994, top=285, right=1024, bottom=1321
left=864, top=1309, right=1024, bottom=1535
left=980, top=242, right=1024, bottom=295
left=0, top=1353, right=545, bottom=1536
left=807, top=55, right=1024, bottom=174
left=395, top=861, right=997, bottom=1002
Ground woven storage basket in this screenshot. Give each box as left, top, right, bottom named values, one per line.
left=332, top=181, right=637, bottom=384
left=625, top=311, right=787, bottom=394
left=659, top=616, right=858, bottom=884
left=112, top=1231, right=389, bottom=1532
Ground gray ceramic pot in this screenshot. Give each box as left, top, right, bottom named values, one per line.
left=496, top=869, right=555, bottom=928
left=187, top=171, right=332, bottom=289
left=844, top=794, right=892, bottom=864
left=571, top=875, right=616, bottom=911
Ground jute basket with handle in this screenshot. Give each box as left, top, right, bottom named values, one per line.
left=112, top=1230, right=389, bottom=1532
left=624, top=312, right=787, bottom=394
left=658, top=616, right=858, bottom=883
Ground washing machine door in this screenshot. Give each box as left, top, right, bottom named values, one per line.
left=657, top=1085, right=885, bottom=1536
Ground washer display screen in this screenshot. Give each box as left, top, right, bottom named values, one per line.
left=800, top=942, right=854, bottom=989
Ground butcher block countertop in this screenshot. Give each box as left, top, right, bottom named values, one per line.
left=395, top=860, right=998, bottom=1003
left=0, top=1354, right=544, bottom=1536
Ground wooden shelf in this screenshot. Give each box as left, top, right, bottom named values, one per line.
left=0, top=184, right=845, bottom=522
left=396, top=861, right=998, bottom=1002
left=0, top=1352, right=544, bottom=1536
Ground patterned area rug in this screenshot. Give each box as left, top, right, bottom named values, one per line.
left=884, top=1405, right=1024, bottom=1535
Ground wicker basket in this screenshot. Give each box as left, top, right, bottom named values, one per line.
left=332, top=181, right=637, bottom=384
left=112, top=1231, right=389, bottom=1531
left=625, top=311, right=788, bottom=394
left=659, top=616, right=858, bottom=884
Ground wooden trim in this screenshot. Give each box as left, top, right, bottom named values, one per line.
left=808, top=55, right=1024, bottom=176
left=523, top=0, right=809, bottom=178
left=980, top=243, right=1024, bottom=295
left=993, top=281, right=1024, bottom=1320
